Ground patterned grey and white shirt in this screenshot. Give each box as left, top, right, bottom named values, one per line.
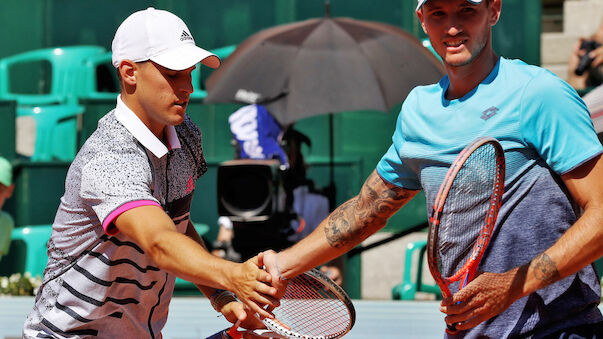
left=23, top=96, right=207, bottom=338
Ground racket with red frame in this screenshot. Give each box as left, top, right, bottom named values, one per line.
left=209, top=268, right=356, bottom=339
left=427, top=137, right=505, bottom=334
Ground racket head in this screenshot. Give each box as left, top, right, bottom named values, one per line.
left=263, top=268, right=356, bottom=339
left=427, top=137, right=505, bottom=297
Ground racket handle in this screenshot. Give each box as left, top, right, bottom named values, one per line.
left=225, top=321, right=242, bottom=339
left=446, top=323, right=459, bottom=335
left=446, top=271, right=471, bottom=334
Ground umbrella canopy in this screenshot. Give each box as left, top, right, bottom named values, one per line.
left=205, top=17, right=445, bottom=125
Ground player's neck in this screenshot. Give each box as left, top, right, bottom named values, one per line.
left=121, top=94, right=168, bottom=141
left=444, top=49, right=499, bottom=100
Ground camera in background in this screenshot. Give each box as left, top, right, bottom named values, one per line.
left=575, top=39, right=602, bottom=76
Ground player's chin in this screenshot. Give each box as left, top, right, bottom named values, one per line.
left=444, top=53, right=473, bottom=67
left=169, top=107, right=187, bottom=123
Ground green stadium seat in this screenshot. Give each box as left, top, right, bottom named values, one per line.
left=392, top=239, right=441, bottom=300
left=81, top=51, right=119, bottom=100
left=0, top=100, right=17, bottom=160
left=0, top=225, right=52, bottom=278
left=0, top=46, right=106, bottom=161
left=0, top=46, right=107, bottom=106
left=17, top=104, right=84, bottom=161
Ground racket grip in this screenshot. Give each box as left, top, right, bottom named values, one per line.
left=226, top=322, right=242, bottom=339
left=446, top=323, right=459, bottom=335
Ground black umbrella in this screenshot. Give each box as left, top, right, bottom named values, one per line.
left=205, top=14, right=445, bottom=207
left=205, top=16, right=445, bottom=125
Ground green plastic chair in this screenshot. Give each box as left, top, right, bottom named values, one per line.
left=0, top=225, right=53, bottom=279
left=0, top=46, right=106, bottom=106
left=81, top=51, right=119, bottom=100
left=392, top=238, right=442, bottom=300
left=17, top=104, right=84, bottom=161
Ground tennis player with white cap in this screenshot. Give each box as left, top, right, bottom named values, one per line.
left=23, top=7, right=276, bottom=338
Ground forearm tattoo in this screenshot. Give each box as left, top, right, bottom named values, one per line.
left=324, top=172, right=415, bottom=248
left=531, top=253, right=560, bottom=284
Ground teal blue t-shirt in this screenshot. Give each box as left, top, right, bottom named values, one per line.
left=377, top=57, right=603, bottom=338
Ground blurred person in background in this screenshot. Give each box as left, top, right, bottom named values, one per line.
left=568, top=20, right=603, bottom=133
left=567, top=20, right=603, bottom=91
left=0, top=157, right=14, bottom=261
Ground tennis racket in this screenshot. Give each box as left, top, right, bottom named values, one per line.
left=427, top=137, right=505, bottom=334
left=211, top=268, right=356, bottom=339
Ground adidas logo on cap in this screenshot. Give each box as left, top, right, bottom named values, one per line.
left=180, top=30, right=193, bottom=42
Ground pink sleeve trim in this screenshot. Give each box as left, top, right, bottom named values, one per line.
left=103, top=200, right=161, bottom=235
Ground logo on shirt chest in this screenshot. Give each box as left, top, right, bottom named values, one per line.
left=480, top=106, right=499, bottom=120
left=186, top=175, right=195, bottom=194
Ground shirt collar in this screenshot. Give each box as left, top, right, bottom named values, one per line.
left=114, top=95, right=181, bottom=158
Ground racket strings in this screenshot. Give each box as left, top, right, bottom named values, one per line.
left=273, top=275, right=350, bottom=337
left=438, top=143, right=499, bottom=280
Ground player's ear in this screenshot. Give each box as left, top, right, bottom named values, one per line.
left=118, top=59, right=138, bottom=86
left=417, top=9, right=428, bottom=34
left=488, top=0, right=502, bottom=26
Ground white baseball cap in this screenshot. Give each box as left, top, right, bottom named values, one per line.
left=416, top=0, right=482, bottom=11
left=112, top=7, right=220, bottom=70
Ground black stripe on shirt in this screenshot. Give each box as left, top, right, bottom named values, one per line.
left=63, top=281, right=139, bottom=306
left=148, top=273, right=169, bottom=339
left=165, top=193, right=194, bottom=220
left=109, top=311, right=123, bottom=318
left=55, top=301, right=93, bottom=323
left=102, top=234, right=145, bottom=254
left=83, top=250, right=160, bottom=273
left=41, top=318, right=98, bottom=337
left=173, top=214, right=190, bottom=224
left=73, top=263, right=157, bottom=290
left=55, top=301, right=124, bottom=322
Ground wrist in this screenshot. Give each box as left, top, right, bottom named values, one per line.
left=276, top=252, right=289, bottom=281
left=210, top=289, right=237, bottom=312
left=524, top=252, right=561, bottom=296
left=218, top=216, right=233, bottom=230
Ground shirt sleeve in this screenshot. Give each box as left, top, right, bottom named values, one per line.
left=520, top=72, right=603, bottom=174
left=80, top=150, right=160, bottom=235
left=376, top=94, right=422, bottom=190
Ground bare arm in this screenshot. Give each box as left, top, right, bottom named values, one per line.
left=264, top=169, right=418, bottom=279
left=183, top=222, right=264, bottom=329
left=442, top=154, right=603, bottom=330
left=522, top=154, right=603, bottom=291
left=114, top=206, right=277, bottom=318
